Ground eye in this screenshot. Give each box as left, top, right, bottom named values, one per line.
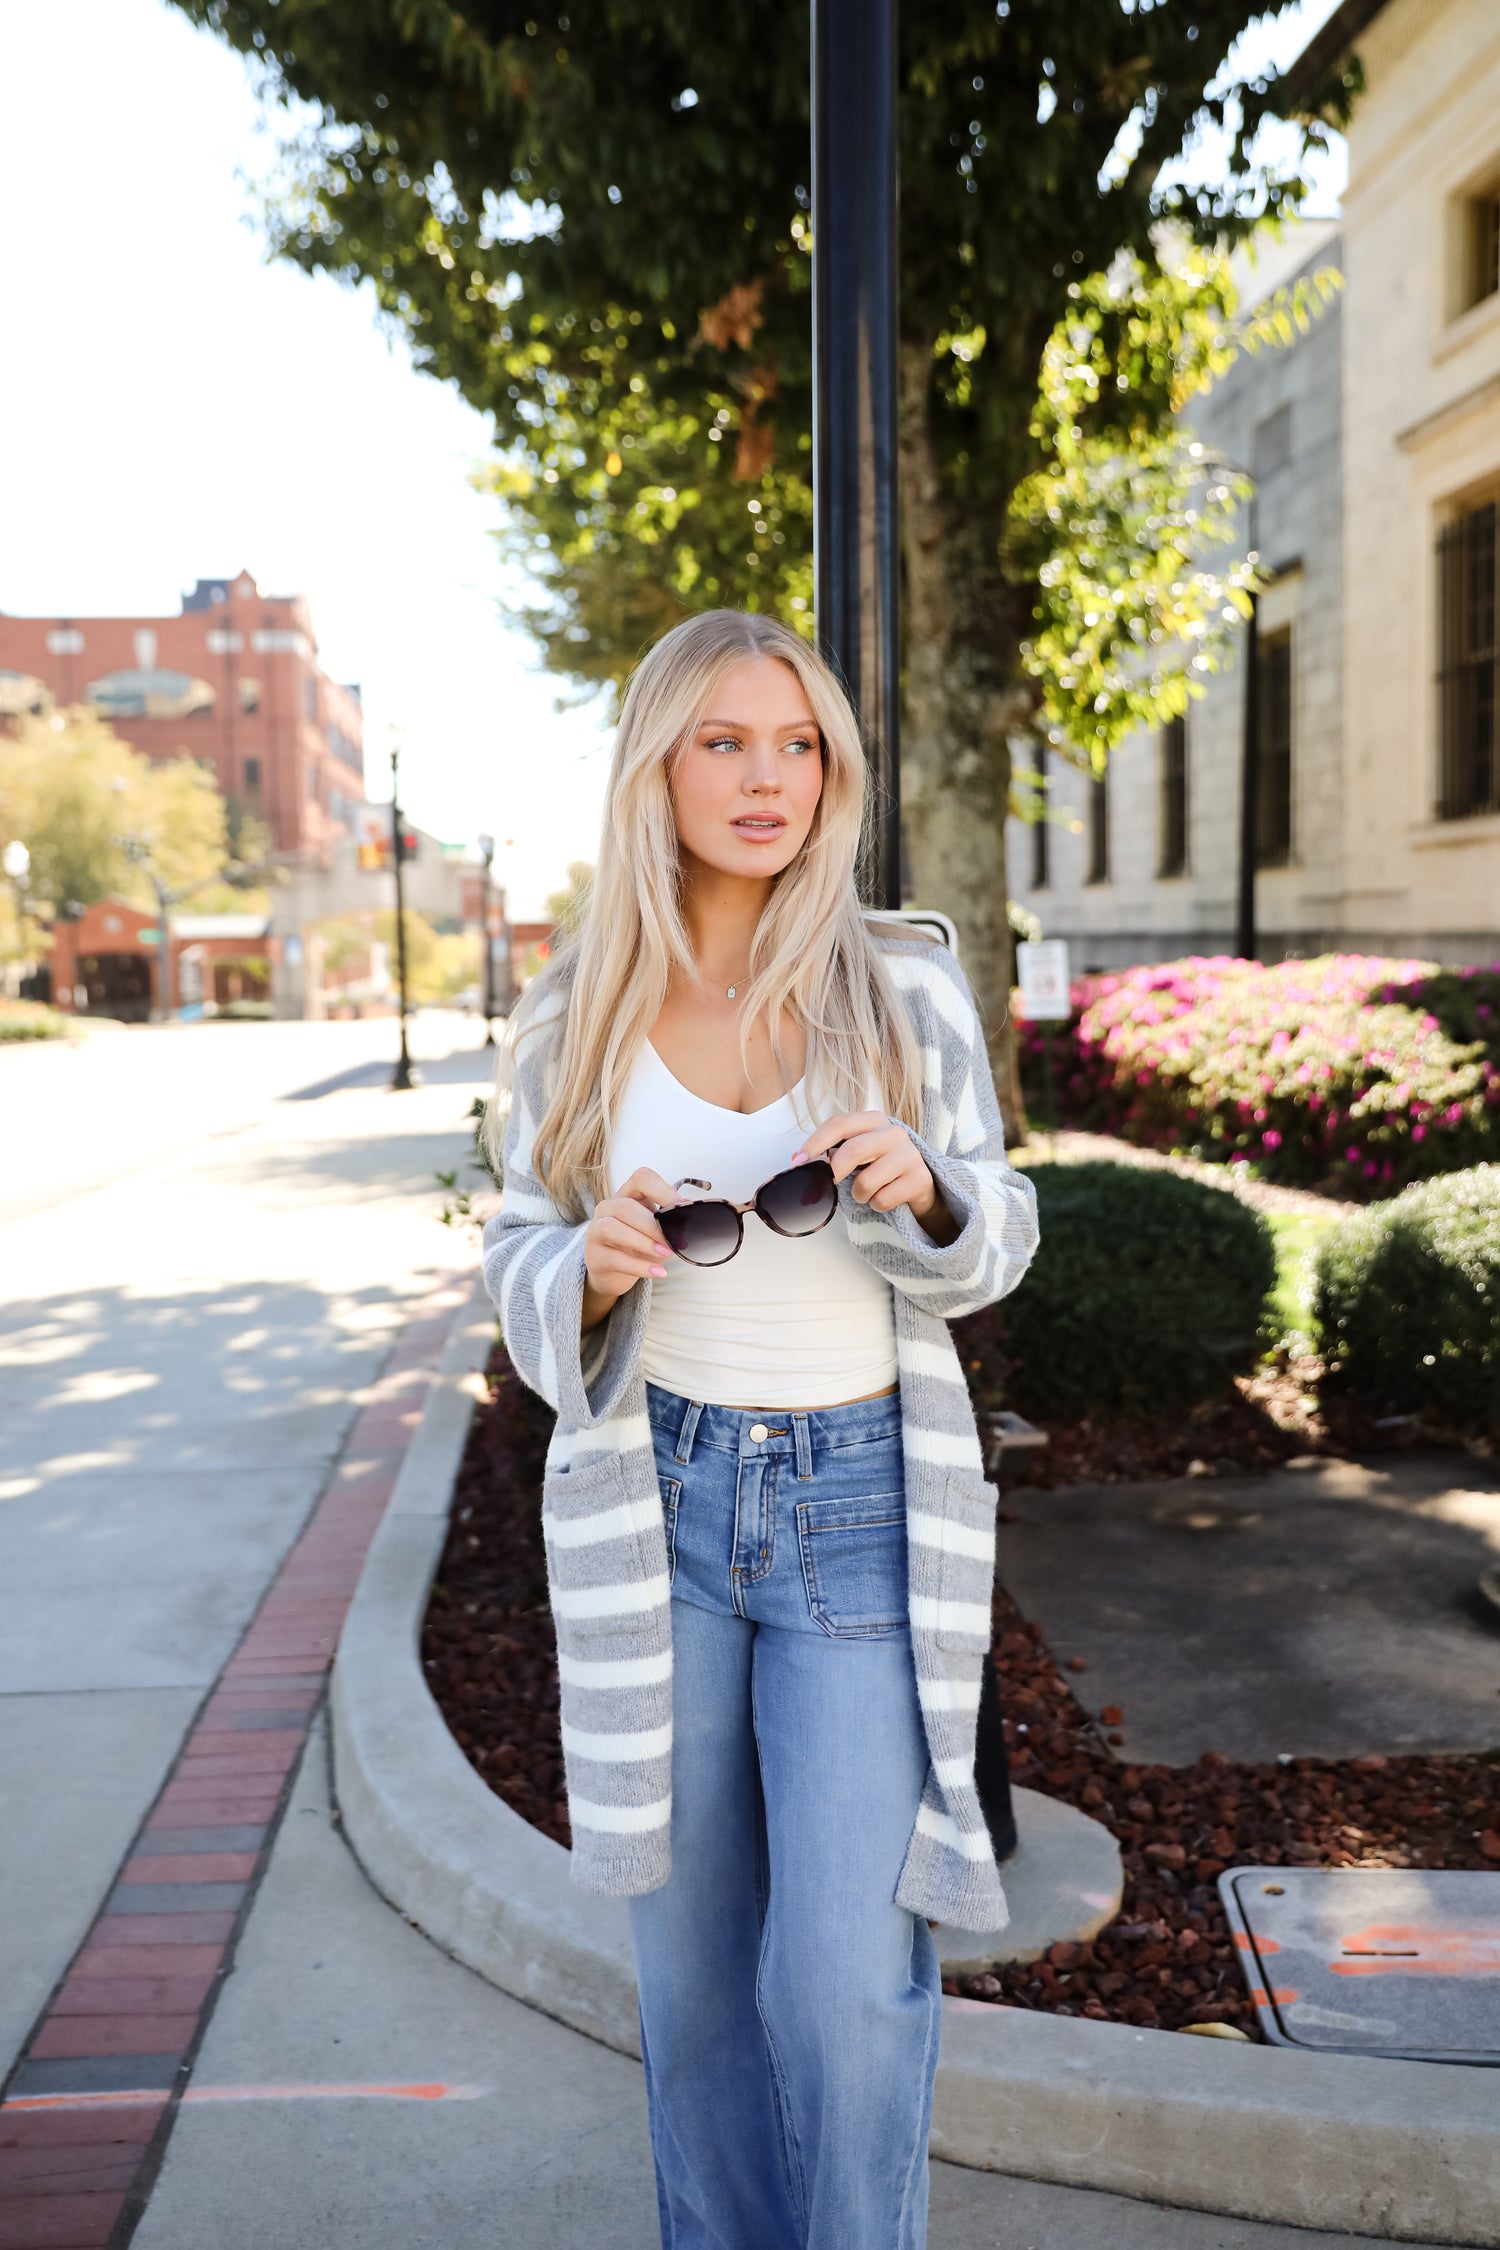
left=782, top=735, right=816, bottom=755
left=703, top=734, right=742, bottom=754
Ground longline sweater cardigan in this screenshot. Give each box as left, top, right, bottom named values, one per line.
left=481, top=936, right=1041, bottom=1932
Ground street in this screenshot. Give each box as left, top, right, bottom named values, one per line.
left=0, top=1017, right=1466, bottom=2249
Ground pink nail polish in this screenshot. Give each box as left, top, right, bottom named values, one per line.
left=790, top=1152, right=808, bottom=1165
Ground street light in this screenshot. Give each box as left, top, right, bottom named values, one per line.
left=812, top=0, right=901, bottom=911
left=477, top=832, right=497, bottom=1049
left=388, top=740, right=421, bottom=1091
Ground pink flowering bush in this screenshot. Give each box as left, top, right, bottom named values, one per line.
left=1018, top=955, right=1500, bottom=1196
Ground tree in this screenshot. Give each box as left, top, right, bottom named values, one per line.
left=0, top=709, right=246, bottom=914
left=174, top=0, right=1354, bottom=1118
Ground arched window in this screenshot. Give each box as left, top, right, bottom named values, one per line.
left=84, top=669, right=216, bottom=719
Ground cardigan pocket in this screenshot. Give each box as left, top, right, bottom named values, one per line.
left=542, top=1451, right=670, bottom=1648
left=930, top=1467, right=1000, bottom=1651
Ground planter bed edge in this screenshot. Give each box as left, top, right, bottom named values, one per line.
left=329, top=1276, right=1500, bottom=2249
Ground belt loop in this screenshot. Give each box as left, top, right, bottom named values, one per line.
left=793, top=1411, right=813, bottom=1481
left=675, top=1397, right=704, bottom=1467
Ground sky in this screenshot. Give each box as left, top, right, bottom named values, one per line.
left=0, top=0, right=1345, bottom=917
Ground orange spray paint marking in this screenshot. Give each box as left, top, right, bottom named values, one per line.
left=2, top=2080, right=488, bottom=2113
left=1330, top=1923, right=1500, bottom=1978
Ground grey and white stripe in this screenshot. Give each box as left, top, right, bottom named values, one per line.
left=482, top=938, right=1039, bottom=1929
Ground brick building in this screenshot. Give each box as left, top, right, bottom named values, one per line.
left=0, top=570, right=365, bottom=860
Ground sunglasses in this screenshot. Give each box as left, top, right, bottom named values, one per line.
left=655, top=1161, right=839, bottom=1267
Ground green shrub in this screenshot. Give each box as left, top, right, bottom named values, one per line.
left=962, top=1161, right=1277, bottom=1420
left=0, top=1001, right=67, bottom=1043
left=1018, top=953, right=1500, bottom=1195
left=1313, top=1166, right=1500, bottom=1430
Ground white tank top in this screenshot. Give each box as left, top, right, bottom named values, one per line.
left=607, top=1041, right=898, bottom=1409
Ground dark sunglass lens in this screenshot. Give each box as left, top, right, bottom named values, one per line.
left=757, top=1160, right=837, bottom=1237
left=658, top=1201, right=742, bottom=1266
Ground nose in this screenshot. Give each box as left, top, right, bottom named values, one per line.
left=742, top=744, right=782, bottom=794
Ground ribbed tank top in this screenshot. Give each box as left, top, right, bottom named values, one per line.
left=607, top=1041, right=898, bottom=1409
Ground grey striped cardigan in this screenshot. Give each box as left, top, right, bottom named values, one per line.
left=482, top=937, right=1040, bottom=1930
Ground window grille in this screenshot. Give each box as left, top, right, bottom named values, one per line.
left=1437, top=501, right=1499, bottom=819
left=1255, top=630, right=1294, bottom=867
left=1086, top=765, right=1109, bottom=885
left=1159, top=715, right=1188, bottom=876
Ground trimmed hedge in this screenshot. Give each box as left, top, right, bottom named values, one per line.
left=1018, top=954, right=1500, bottom=1197
left=1313, top=1166, right=1500, bottom=1430
left=964, top=1161, right=1276, bottom=1421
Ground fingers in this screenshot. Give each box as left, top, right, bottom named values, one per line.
left=617, top=1167, right=683, bottom=1210
left=845, top=1149, right=913, bottom=1207
left=587, top=1218, right=668, bottom=1292
left=825, top=1126, right=902, bottom=1185
left=792, top=1111, right=887, bottom=1163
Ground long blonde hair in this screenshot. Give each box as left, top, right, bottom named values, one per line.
left=490, top=609, right=923, bottom=1218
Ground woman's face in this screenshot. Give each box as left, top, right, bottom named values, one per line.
left=670, top=657, right=824, bottom=881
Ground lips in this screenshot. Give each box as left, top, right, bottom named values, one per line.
left=731, top=816, right=787, bottom=837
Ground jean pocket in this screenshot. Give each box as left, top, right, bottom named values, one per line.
left=796, top=1491, right=908, bottom=1638
left=658, top=1474, right=681, bottom=1587
left=542, top=1451, right=666, bottom=1647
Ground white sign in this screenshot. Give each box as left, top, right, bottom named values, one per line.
left=1016, top=938, right=1072, bottom=1021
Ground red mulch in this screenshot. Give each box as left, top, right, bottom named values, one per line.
left=421, top=1352, right=1500, bottom=2039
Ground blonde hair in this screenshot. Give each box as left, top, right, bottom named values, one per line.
left=489, top=609, right=923, bottom=1218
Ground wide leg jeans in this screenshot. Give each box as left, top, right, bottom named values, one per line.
left=630, top=1383, right=941, bottom=2250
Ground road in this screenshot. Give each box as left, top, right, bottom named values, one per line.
left=0, top=1014, right=1460, bottom=2249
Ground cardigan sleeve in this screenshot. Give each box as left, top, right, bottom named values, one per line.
left=480, top=1017, right=650, bottom=1429
left=842, top=947, right=1039, bottom=1322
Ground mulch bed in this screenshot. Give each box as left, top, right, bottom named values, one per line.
left=421, top=1351, right=1500, bottom=2040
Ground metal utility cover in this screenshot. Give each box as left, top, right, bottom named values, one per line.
left=1219, top=1868, right=1500, bottom=2065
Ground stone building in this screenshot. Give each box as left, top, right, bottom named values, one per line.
left=1006, top=0, right=1500, bottom=972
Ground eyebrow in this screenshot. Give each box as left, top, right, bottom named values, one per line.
left=697, top=717, right=819, bottom=733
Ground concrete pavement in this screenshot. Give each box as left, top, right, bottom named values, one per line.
left=133, top=1714, right=1464, bottom=2250
left=0, top=1015, right=1475, bottom=2246
left=0, top=1015, right=494, bottom=2092
left=996, top=1456, right=1500, bottom=1765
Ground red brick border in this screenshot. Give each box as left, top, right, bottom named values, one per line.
left=0, top=1272, right=479, bottom=2250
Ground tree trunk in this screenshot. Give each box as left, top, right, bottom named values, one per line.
left=898, top=339, right=1031, bottom=1141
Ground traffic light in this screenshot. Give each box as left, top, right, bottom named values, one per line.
left=393, top=824, right=419, bottom=865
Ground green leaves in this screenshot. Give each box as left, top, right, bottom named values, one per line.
left=1008, top=246, right=1340, bottom=770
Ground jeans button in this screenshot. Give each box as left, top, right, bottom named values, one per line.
left=749, top=1422, right=770, bottom=1443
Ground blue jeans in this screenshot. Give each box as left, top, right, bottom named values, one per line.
left=631, top=1384, right=940, bottom=2250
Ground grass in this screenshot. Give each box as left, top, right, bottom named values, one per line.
left=1265, top=1209, right=1342, bottom=1348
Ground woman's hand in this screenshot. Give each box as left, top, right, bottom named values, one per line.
left=792, top=1113, right=959, bottom=1245
left=582, top=1168, right=679, bottom=1331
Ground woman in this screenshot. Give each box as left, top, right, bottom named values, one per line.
left=483, top=609, right=1038, bottom=2250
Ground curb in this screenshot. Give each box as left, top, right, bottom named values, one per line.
left=331, top=1290, right=1500, bottom=2249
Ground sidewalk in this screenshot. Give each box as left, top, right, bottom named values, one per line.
left=123, top=1713, right=1461, bottom=2250
left=0, top=1027, right=1474, bottom=2247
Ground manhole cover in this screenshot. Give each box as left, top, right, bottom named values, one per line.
left=1219, top=1868, right=1500, bottom=2064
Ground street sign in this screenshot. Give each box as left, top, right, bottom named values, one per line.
left=1016, top=938, right=1071, bottom=1020
left=352, top=802, right=391, bottom=872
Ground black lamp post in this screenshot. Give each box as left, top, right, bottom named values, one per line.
left=477, top=832, right=497, bottom=1048
left=811, top=0, right=901, bottom=912
left=1235, top=494, right=1262, bottom=963
left=389, top=744, right=420, bottom=1091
